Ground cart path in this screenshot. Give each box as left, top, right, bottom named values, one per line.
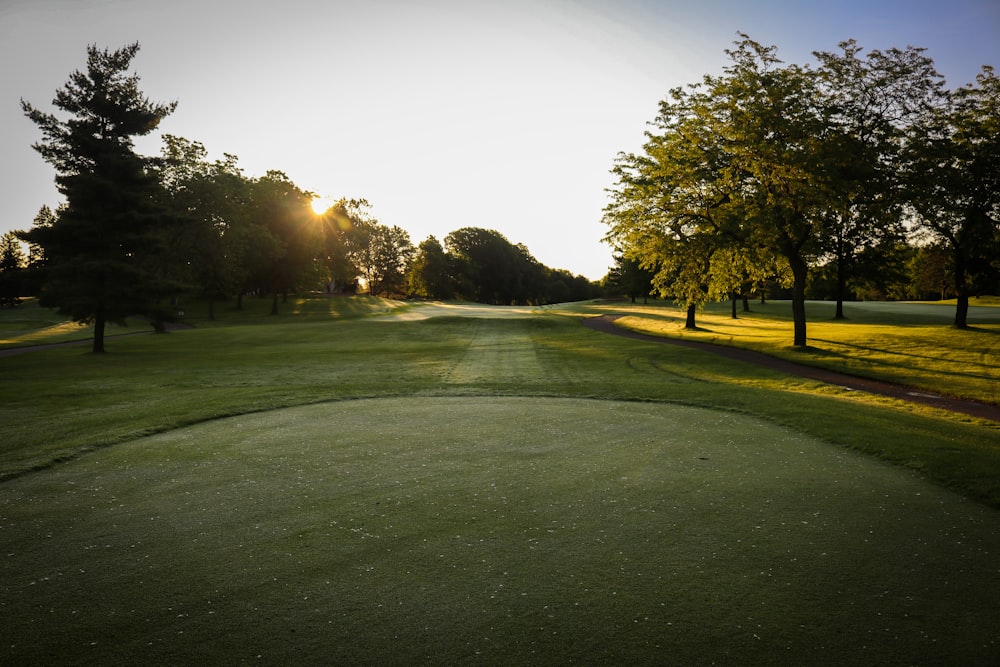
left=582, top=314, right=1000, bottom=423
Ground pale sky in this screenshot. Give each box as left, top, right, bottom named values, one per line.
left=2, top=0, right=997, bottom=280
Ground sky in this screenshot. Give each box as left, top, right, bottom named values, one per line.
left=1, top=0, right=998, bottom=280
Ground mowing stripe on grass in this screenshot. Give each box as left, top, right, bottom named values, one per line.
left=445, top=320, right=542, bottom=385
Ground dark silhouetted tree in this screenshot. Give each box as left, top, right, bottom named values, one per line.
left=445, top=228, right=541, bottom=305
left=606, top=254, right=653, bottom=303
left=906, top=66, right=1000, bottom=327
left=250, top=171, right=324, bottom=314
left=0, top=232, right=27, bottom=308
left=20, top=43, right=177, bottom=351
left=408, top=235, right=455, bottom=299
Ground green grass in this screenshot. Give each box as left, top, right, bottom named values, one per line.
left=558, top=299, right=1000, bottom=405
left=1, top=296, right=999, bottom=664
left=3, top=398, right=999, bottom=665
left=0, top=294, right=402, bottom=349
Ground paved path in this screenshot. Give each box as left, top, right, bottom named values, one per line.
left=582, top=314, right=1000, bottom=423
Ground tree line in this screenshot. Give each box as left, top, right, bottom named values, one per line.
left=2, top=43, right=597, bottom=352
left=603, top=35, right=999, bottom=345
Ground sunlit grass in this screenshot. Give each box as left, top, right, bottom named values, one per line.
left=0, top=298, right=109, bottom=347
left=559, top=299, right=1000, bottom=405
left=0, top=293, right=404, bottom=348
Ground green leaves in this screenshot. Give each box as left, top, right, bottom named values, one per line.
left=605, top=34, right=979, bottom=344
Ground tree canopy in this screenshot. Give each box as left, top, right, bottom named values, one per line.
left=604, top=35, right=997, bottom=345
left=20, top=43, right=177, bottom=351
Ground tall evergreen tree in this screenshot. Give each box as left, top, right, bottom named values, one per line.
left=0, top=232, right=27, bottom=308
left=21, top=43, right=177, bottom=352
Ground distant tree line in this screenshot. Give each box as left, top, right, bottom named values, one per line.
left=4, top=43, right=597, bottom=352
left=603, top=35, right=999, bottom=345
left=408, top=229, right=597, bottom=305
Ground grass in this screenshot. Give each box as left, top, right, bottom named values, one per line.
left=4, top=398, right=999, bottom=665
left=558, top=299, right=1000, bottom=405
left=1, top=295, right=999, bottom=664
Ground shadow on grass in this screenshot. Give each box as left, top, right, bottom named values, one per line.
left=961, top=325, right=1000, bottom=336
left=805, top=339, right=997, bottom=383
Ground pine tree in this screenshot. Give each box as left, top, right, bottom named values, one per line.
left=21, top=43, right=177, bottom=352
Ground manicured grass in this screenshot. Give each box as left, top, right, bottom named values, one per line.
left=0, top=294, right=402, bottom=349
left=3, top=398, right=999, bottom=665
left=559, top=299, right=1000, bottom=405
left=2, top=303, right=997, bottom=500
left=1, top=296, right=999, bottom=664
left=0, top=298, right=112, bottom=347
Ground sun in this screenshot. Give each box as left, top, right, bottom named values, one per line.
left=310, top=196, right=332, bottom=215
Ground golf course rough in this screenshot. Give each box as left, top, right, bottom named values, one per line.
left=3, top=397, right=999, bottom=665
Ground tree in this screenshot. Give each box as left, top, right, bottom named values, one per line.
left=604, top=81, right=743, bottom=329
left=707, top=246, right=788, bottom=318
left=710, top=37, right=832, bottom=346
left=0, top=232, right=27, bottom=308
left=352, top=222, right=414, bottom=296
left=607, top=254, right=653, bottom=303
left=316, top=198, right=367, bottom=293
left=812, top=41, right=944, bottom=318
left=250, top=171, right=324, bottom=314
left=445, top=227, right=527, bottom=305
left=408, top=235, right=455, bottom=299
left=20, top=43, right=177, bottom=352
left=158, top=136, right=276, bottom=319
left=906, top=66, right=1000, bottom=327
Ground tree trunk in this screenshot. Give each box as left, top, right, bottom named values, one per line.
left=834, top=236, right=847, bottom=320
left=953, top=249, right=969, bottom=329
left=742, top=293, right=751, bottom=312
left=730, top=290, right=738, bottom=319
left=790, top=257, right=809, bottom=347
left=271, top=290, right=279, bottom=316
left=93, top=311, right=106, bottom=354
left=685, top=303, right=697, bottom=329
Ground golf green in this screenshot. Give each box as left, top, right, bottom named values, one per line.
left=3, top=397, right=998, bottom=665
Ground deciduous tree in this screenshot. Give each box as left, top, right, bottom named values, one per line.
left=408, top=235, right=455, bottom=299
left=250, top=171, right=323, bottom=314
left=813, top=41, right=943, bottom=318
left=905, top=66, right=1000, bottom=327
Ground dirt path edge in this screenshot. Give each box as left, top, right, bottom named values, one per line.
left=582, top=314, right=1000, bottom=423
